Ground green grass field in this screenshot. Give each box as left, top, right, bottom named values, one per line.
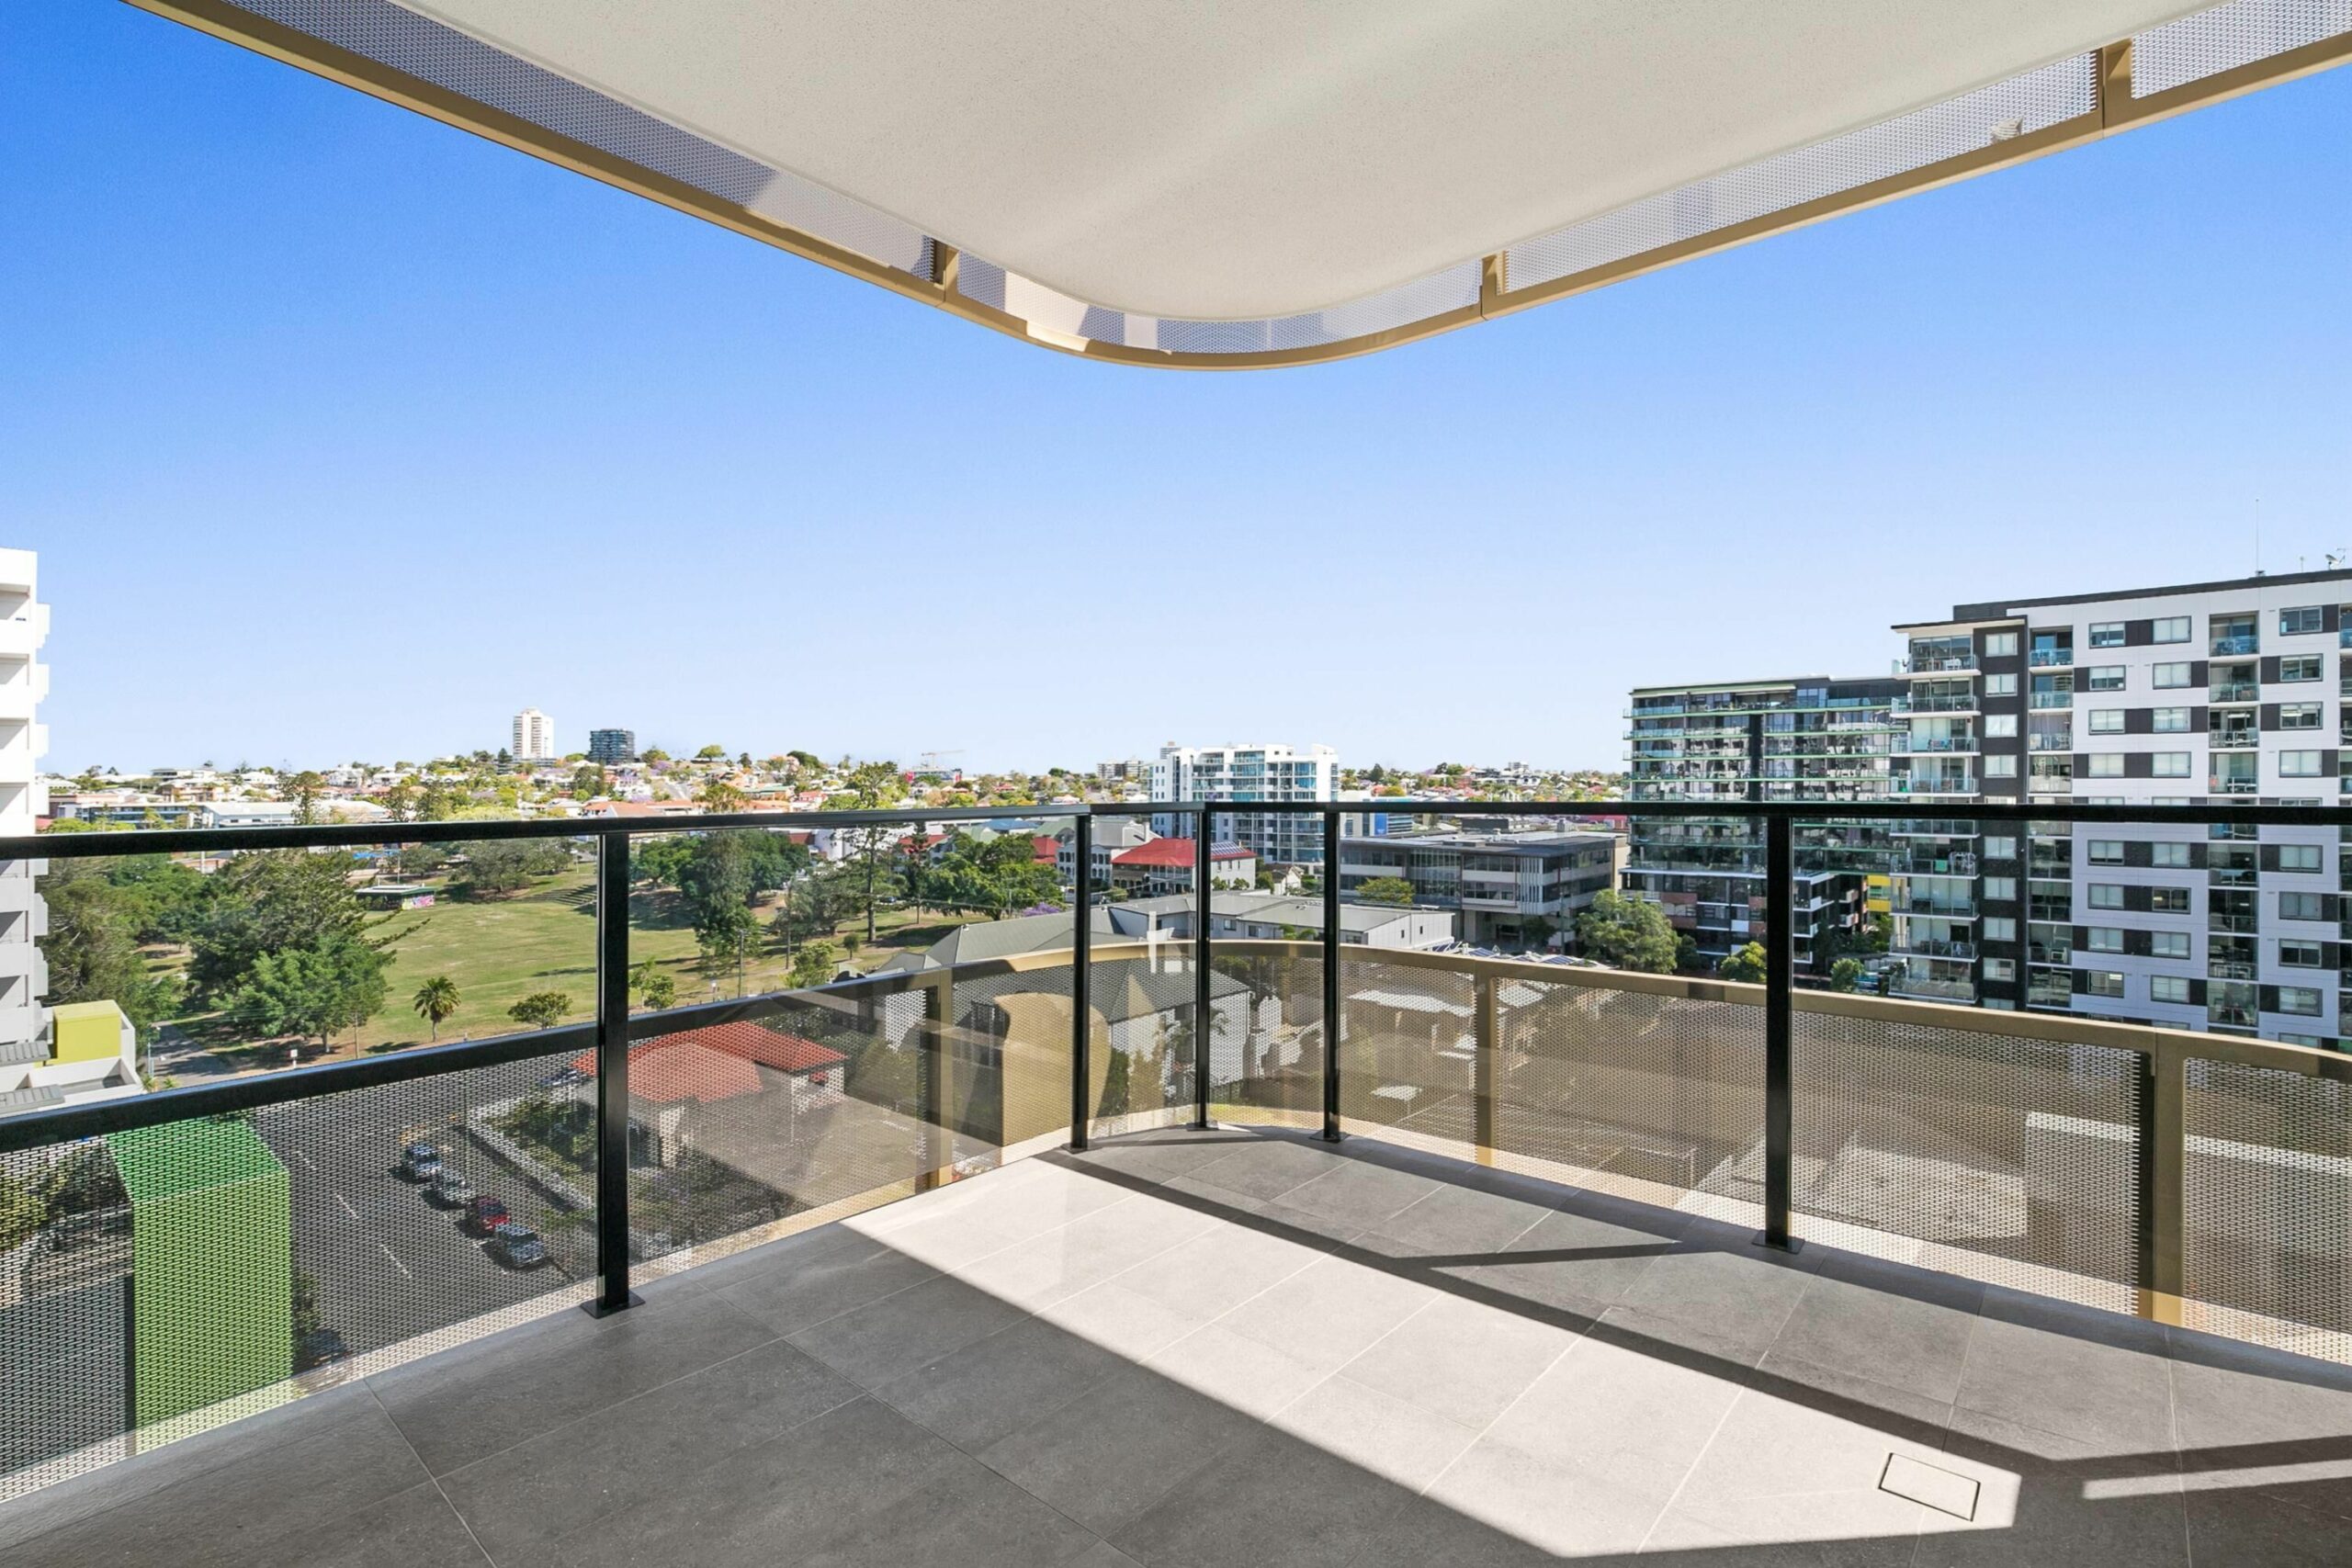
left=169, top=865, right=989, bottom=1066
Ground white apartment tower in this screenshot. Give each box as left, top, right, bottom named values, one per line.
left=1151, top=741, right=1339, bottom=865
left=512, top=707, right=556, bottom=761
left=0, top=548, right=49, bottom=1064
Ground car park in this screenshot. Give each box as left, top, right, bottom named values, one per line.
left=400, top=1141, right=442, bottom=1180
left=429, top=1168, right=475, bottom=1206
left=463, top=1195, right=510, bottom=1235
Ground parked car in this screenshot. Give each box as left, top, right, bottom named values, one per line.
left=429, top=1168, right=475, bottom=1206
left=489, top=1222, right=548, bottom=1269
left=400, top=1141, right=442, bottom=1180
left=462, top=1195, right=510, bottom=1235
left=539, top=1065, right=588, bottom=1089
left=295, top=1328, right=351, bottom=1372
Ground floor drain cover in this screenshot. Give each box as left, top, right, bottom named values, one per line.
left=1879, top=1452, right=1980, bottom=1520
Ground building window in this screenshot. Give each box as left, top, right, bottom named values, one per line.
left=2281, top=702, right=2323, bottom=730
left=1983, top=876, right=2017, bottom=900
left=2087, top=754, right=2124, bottom=778
left=2278, top=1032, right=2324, bottom=1047
left=2089, top=885, right=2124, bottom=909
left=2089, top=622, right=2125, bottom=648
left=2089, top=709, right=2125, bottom=734
left=2280, top=843, right=2323, bottom=873
left=2278, top=986, right=2324, bottom=1017
left=2087, top=666, right=2126, bottom=691
left=2152, top=662, right=2192, bottom=689
left=1983, top=836, right=2017, bottom=859
left=2151, top=976, right=2191, bottom=1004
left=2086, top=927, right=2125, bottom=953
left=2151, top=887, right=2189, bottom=912
left=2153, top=706, right=2190, bottom=732
left=2088, top=840, right=2125, bottom=864
left=2151, top=931, right=2190, bottom=959
left=2086, top=971, right=2126, bottom=998
left=2281, top=655, right=2323, bottom=682
left=1984, top=713, right=2018, bottom=738
left=1984, top=672, right=2018, bottom=696
left=1982, top=917, right=2017, bottom=942
left=1984, top=958, right=2016, bottom=982
left=2280, top=939, right=2324, bottom=966
left=2281, top=891, right=2326, bottom=920
left=2152, top=752, right=2191, bottom=778
left=2151, top=842, right=2191, bottom=868
left=2280, top=606, right=2324, bottom=637
left=1984, top=631, right=2018, bottom=657
left=2153, top=616, right=2191, bottom=643
left=2281, top=750, right=2324, bottom=777
left=1984, top=755, right=2017, bottom=777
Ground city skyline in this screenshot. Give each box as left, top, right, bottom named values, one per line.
left=7, top=5, right=2351, bottom=776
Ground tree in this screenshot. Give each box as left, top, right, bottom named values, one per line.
left=1356, top=876, right=1416, bottom=907
left=1096, top=1046, right=1133, bottom=1118
left=638, top=969, right=678, bottom=1010
left=571, top=764, right=607, bottom=799
left=287, top=771, right=327, bottom=826
left=187, top=850, right=377, bottom=1003
left=1717, top=942, right=1769, bottom=985
left=41, top=863, right=173, bottom=1030
left=695, top=744, right=727, bottom=761
left=835, top=762, right=905, bottom=942
left=230, top=936, right=390, bottom=1052
left=697, top=778, right=748, bottom=814
left=788, top=940, right=839, bottom=990
left=1574, top=890, right=1680, bottom=974
left=508, top=991, right=572, bottom=1029
left=412, top=975, right=460, bottom=1039
left=454, top=838, right=570, bottom=897
left=1828, top=957, right=1865, bottom=993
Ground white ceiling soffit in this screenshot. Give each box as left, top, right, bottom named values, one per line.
left=142, top=1, right=2352, bottom=360
left=394, top=0, right=2204, bottom=320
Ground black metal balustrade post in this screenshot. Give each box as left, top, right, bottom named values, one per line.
left=1193, top=809, right=1213, bottom=1129
left=590, top=830, right=639, bottom=1314
left=1322, top=807, right=1342, bottom=1143
left=1756, top=812, right=1799, bottom=1253
left=1070, top=813, right=1093, bottom=1151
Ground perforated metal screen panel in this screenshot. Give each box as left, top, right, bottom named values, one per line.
left=1209, top=950, right=1325, bottom=1131
left=2135, top=0, right=2352, bottom=95
left=1792, top=1011, right=2142, bottom=1312
left=1336, top=956, right=1480, bottom=1161
left=1494, top=976, right=1766, bottom=1227
left=2182, top=1058, right=2352, bottom=1361
left=0, top=1050, right=592, bottom=1501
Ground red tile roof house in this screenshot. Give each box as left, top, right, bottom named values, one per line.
left=571, top=1022, right=846, bottom=1166
left=1107, top=838, right=1257, bottom=896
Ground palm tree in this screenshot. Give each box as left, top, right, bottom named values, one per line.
left=412, top=976, right=460, bottom=1040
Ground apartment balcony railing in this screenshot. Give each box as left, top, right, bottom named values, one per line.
left=1891, top=937, right=1976, bottom=960
left=2211, top=633, right=2261, bottom=656
left=2029, top=692, right=2073, bottom=709
left=2028, top=733, right=2075, bottom=750
left=1889, top=776, right=1976, bottom=795
left=6, top=795, right=2352, bottom=1518
left=1900, top=653, right=1978, bottom=673
left=2213, top=682, right=2260, bottom=703
left=2028, top=649, right=2074, bottom=667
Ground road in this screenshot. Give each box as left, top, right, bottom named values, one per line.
left=254, top=1078, right=583, bottom=1360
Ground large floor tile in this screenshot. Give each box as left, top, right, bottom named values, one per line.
left=551, top=1397, right=965, bottom=1568
left=1111, top=1420, right=1424, bottom=1568
left=786, top=1272, right=1030, bottom=1390
left=1452, top=1204, right=1679, bottom=1322
left=1211, top=1253, right=1439, bottom=1373
left=1667, top=1384, right=1967, bottom=1551
left=439, top=1338, right=860, bottom=1561
left=1353, top=1177, right=1552, bottom=1259
left=714, top=1230, right=941, bottom=1337
left=1917, top=1407, right=2188, bottom=1568
left=1108, top=1220, right=1329, bottom=1321
left=1334, top=1290, right=1580, bottom=1430
left=1418, top=1430, right=1675, bottom=1559
left=1768, top=1252, right=1983, bottom=1404
left=976, top=1365, right=1258, bottom=1537
left=1142, top=1322, right=1333, bottom=1419
left=1267, top=1158, right=1441, bottom=1234
left=1267, top=1373, right=1480, bottom=1493
left=1602, top=1223, right=1826, bottom=1361
left=1035, top=1280, right=1210, bottom=1360
left=1059, top=1130, right=1262, bottom=1188
left=1953, top=1296, right=2173, bottom=1450
left=950, top=1191, right=1222, bottom=1312
left=1181, top=1136, right=1345, bottom=1204
left=1342, top=1493, right=1576, bottom=1568
left=374, top=1292, right=778, bottom=1475
left=2168, top=1328, right=2352, bottom=1452
left=789, top=1450, right=1105, bottom=1568
left=874, top=1314, right=1132, bottom=1449
left=2183, top=1487, right=2352, bottom=1567
left=1639, top=1506, right=1925, bottom=1565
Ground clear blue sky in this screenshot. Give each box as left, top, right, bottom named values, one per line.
left=6, top=6, right=2348, bottom=776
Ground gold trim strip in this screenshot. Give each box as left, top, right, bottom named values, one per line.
left=119, top=0, right=2352, bottom=367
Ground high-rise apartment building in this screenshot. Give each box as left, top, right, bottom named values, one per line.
left=1150, top=742, right=1338, bottom=864
left=512, top=707, right=555, bottom=761
left=1627, top=568, right=2352, bottom=1049
left=0, top=548, right=47, bottom=1066
left=587, top=728, right=636, bottom=765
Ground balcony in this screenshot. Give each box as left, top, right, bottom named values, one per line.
left=2213, top=682, right=2260, bottom=704
left=2211, top=634, right=2260, bottom=656
left=2028, top=648, right=2074, bottom=667
left=6, top=802, right=2352, bottom=1568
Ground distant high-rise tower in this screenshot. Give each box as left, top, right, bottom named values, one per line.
left=0, top=548, right=45, bottom=1067
left=512, top=707, right=555, bottom=761
left=587, top=728, right=636, bottom=765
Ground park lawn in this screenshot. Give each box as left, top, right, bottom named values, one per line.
left=164, top=867, right=1003, bottom=1067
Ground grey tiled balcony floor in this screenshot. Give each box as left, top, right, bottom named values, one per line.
left=5, top=1124, right=2350, bottom=1565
